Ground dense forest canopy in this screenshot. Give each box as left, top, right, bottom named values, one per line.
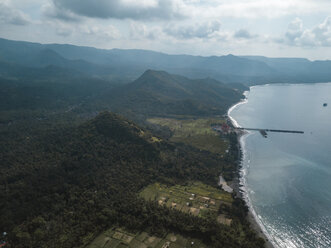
left=0, top=68, right=244, bottom=127
left=0, top=112, right=264, bottom=248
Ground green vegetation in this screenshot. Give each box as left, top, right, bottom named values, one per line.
left=4, top=36, right=328, bottom=248
left=0, top=112, right=264, bottom=248
left=147, top=118, right=229, bottom=154
left=0, top=56, right=262, bottom=248
left=0, top=69, right=243, bottom=131
left=87, top=227, right=206, bottom=248
left=0, top=77, right=115, bottom=111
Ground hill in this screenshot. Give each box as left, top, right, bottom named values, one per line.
left=0, top=68, right=245, bottom=127
left=0, top=61, right=82, bottom=80
left=105, top=70, right=244, bottom=117
left=0, top=75, right=115, bottom=113
left=0, top=112, right=264, bottom=248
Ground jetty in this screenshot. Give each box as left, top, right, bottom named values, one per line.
left=236, top=127, right=304, bottom=138
left=211, top=123, right=304, bottom=138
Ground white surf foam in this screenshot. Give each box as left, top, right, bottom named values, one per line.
left=227, top=88, right=279, bottom=248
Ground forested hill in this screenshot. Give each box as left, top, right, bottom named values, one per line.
left=105, top=70, right=244, bottom=116
left=0, top=68, right=244, bottom=126
left=0, top=112, right=264, bottom=248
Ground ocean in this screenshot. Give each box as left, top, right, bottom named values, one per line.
left=228, top=83, right=331, bottom=248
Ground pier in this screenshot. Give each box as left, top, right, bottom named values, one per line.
left=236, top=127, right=304, bottom=138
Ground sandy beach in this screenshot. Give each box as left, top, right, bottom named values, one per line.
left=227, top=94, right=275, bottom=248
left=229, top=130, right=274, bottom=248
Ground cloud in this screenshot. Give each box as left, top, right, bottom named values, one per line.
left=285, top=18, right=303, bottom=42
left=130, top=22, right=163, bottom=40
left=184, top=0, right=331, bottom=20
left=0, top=2, right=30, bottom=25
left=51, top=0, right=184, bottom=20
left=234, top=29, right=257, bottom=39
left=42, top=2, right=81, bottom=22
left=164, top=21, right=221, bottom=39
left=43, top=18, right=121, bottom=40
left=280, top=16, right=331, bottom=47
left=307, top=16, right=331, bottom=46
left=81, top=25, right=121, bottom=40
left=41, top=0, right=331, bottom=24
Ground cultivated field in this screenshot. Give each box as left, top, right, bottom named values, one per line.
left=86, top=227, right=206, bottom=248
left=147, top=118, right=229, bottom=154
left=140, top=182, right=233, bottom=218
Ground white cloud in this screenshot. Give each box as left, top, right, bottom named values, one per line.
left=0, top=1, right=30, bottom=25
left=164, top=21, right=222, bottom=39
left=42, top=2, right=80, bottom=22
left=234, top=29, right=258, bottom=39
left=1, top=0, right=331, bottom=60
left=309, top=16, right=331, bottom=46
left=82, top=25, right=121, bottom=40
left=183, top=0, right=331, bottom=19
left=130, top=22, right=163, bottom=40
left=281, top=16, right=331, bottom=47
left=285, top=18, right=303, bottom=42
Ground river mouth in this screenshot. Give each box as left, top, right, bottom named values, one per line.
left=228, top=83, right=331, bottom=248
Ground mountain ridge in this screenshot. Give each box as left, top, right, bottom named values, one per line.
left=1, top=37, right=331, bottom=84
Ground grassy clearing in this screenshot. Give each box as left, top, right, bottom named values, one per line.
left=147, top=118, right=228, bottom=154
left=86, top=228, right=206, bottom=248
left=140, top=182, right=232, bottom=218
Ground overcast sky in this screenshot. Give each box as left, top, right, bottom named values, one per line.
left=0, top=0, right=331, bottom=60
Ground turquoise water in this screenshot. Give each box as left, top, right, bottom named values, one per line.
left=229, top=83, right=331, bottom=248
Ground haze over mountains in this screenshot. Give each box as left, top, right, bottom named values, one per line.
left=1, top=38, right=331, bottom=85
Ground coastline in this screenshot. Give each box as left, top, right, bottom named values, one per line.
left=227, top=91, right=275, bottom=248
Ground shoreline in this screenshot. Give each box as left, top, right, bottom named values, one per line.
left=227, top=92, right=275, bottom=248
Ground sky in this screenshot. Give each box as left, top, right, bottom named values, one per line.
left=0, top=0, right=331, bottom=60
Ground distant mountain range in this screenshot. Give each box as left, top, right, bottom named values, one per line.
left=1, top=37, right=331, bottom=84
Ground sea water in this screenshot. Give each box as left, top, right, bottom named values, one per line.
left=229, top=83, right=331, bottom=248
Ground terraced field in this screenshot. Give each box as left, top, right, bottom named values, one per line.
left=86, top=228, right=206, bottom=248
left=140, top=182, right=232, bottom=218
